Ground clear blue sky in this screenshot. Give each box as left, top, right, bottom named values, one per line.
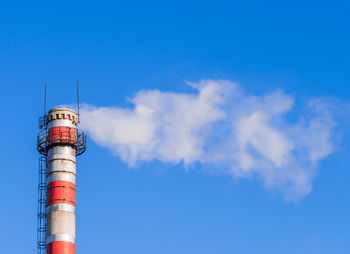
left=0, top=1, right=350, bottom=253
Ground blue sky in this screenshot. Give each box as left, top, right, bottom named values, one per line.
left=0, top=1, right=350, bottom=253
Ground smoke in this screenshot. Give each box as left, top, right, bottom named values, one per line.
left=80, top=79, right=339, bottom=201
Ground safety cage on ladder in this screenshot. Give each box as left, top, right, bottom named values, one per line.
left=37, top=156, right=47, bottom=254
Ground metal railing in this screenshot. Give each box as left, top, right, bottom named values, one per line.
left=37, top=119, right=87, bottom=156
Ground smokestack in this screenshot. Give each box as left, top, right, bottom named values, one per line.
left=37, top=107, right=86, bottom=254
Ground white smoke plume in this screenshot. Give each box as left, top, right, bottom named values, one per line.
left=80, top=80, right=338, bottom=201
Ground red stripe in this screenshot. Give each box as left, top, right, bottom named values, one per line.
left=47, top=181, right=76, bottom=206
left=48, top=127, right=76, bottom=145
left=47, top=241, right=75, bottom=254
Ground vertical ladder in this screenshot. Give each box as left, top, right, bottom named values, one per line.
left=37, top=156, right=47, bottom=254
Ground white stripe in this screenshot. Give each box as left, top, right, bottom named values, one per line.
left=48, top=147, right=76, bottom=160
left=47, top=160, right=76, bottom=175
left=47, top=165, right=76, bottom=175
left=47, top=169, right=76, bottom=175
left=47, top=203, right=75, bottom=213
left=47, top=234, right=75, bottom=244
left=47, top=174, right=76, bottom=184
left=48, top=119, right=77, bottom=128
left=48, top=154, right=76, bottom=162
left=48, top=146, right=76, bottom=156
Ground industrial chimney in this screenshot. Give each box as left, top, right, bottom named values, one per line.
left=37, top=107, right=86, bottom=254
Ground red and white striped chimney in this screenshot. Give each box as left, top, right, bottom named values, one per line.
left=44, top=107, right=85, bottom=254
